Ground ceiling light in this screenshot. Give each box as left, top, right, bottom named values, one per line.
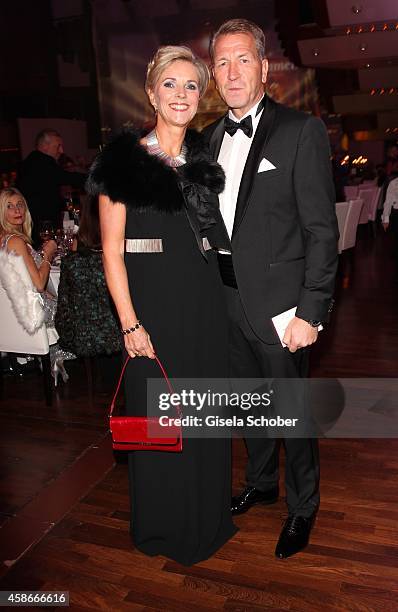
left=352, top=5, right=362, bottom=14
left=359, top=43, right=367, bottom=52
left=365, top=63, right=371, bottom=68
left=312, top=48, right=320, bottom=57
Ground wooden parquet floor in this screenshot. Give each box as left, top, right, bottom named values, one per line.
left=0, top=227, right=397, bottom=611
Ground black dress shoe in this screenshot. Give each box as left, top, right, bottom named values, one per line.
left=231, top=486, right=279, bottom=515
left=275, top=513, right=315, bottom=559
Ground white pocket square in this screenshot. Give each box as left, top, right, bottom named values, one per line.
left=258, top=158, right=277, bottom=173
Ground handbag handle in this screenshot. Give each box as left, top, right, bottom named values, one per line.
left=109, top=355, right=181, bottom=418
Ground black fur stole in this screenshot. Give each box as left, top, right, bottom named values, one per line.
left=86, top=129, right=225, bottom=215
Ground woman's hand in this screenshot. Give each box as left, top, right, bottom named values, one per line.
left=124, top=325, right=156, bottom=359
left=42, top=239, right=57, bottom=261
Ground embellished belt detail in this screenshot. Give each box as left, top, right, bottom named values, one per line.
left=125, top=239, right=163, bottom=253
left=125, top=237, right=213, bottom=253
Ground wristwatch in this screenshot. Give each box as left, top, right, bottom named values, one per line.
left=305, top=319, right=322, bottom=328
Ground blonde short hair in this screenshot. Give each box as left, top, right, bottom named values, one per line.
left=145, top=45, right=210, bottom=99
left=0, top=188, right=32, bottom=243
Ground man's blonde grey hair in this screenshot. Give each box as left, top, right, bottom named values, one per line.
left=209, top=18, right=266, bottom=63
left=35, top=129, right=61, bottom=149
left=145, top=45, right=210, bottom=99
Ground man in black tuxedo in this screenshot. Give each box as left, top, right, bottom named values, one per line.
left=204, top=19, right=338, bottom=558
left=17, top=129, right=86, bottom=244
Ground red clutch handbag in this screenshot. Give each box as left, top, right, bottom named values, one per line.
left=109, top=355, right=182, bottom=452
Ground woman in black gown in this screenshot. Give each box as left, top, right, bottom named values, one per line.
left=87, top=45, right=237, bottom=565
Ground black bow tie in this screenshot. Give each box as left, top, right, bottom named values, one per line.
left=224, top=115, right=253, bottom=138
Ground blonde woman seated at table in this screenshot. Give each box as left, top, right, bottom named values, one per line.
left=0, top=187, right=74, bottom=384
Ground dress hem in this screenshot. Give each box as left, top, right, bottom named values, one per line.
left=130, top=523, right=239, bottom=567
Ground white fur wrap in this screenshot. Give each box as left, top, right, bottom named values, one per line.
left=0, top=250, right=45, bottom=334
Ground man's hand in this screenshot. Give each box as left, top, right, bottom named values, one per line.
left=283, top=317, right=318, bottom=353
left=382, top=222, right=389, bottom=232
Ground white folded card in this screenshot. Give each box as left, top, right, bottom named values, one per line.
left=271, top=306, right=323, bottom=347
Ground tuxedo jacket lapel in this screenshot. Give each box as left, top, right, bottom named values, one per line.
left=208, top=116, right=226, bottom=161
left=232, top=97, right=277, bottom=238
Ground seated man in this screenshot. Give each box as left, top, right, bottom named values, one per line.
left=17, top=129, right=86, bottom=245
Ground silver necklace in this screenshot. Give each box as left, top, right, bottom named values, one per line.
left=146, top=129, right=187, bottom=167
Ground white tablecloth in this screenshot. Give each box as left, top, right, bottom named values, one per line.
left=49, top=267, right=60, bottom=294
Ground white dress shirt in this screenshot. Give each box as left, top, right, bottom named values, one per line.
left=382, top=177, right=398, bottom=223
left=218, top=96, right=264, bottom=250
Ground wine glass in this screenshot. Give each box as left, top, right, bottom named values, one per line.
left=38, top=220, right=54, bottom=243
left=64, top=228, right=74, bottom=251
left=54, top=228, right=66, bottom=260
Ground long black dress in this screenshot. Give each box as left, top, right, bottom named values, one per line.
left=87, top=129, right=237, bottom=565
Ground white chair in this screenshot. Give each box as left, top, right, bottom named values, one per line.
left=335, top=202, right=350, bottom=254
left=0, top=257, right=53, bottom=405
left=344, top=186, right=358, bottom=200
left=368, top=186, right=382, bottom=220
left=357, top=188, right=375, bottom=225
left=366, top=186, right=382, bottom=237
left=339, top=199, right=364, bottom=252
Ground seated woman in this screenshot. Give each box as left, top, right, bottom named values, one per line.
left=55, top=196, right=121, bottom=386
left=0, top=187, right=74, bottom=384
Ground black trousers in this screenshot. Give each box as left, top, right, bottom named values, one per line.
left=225, top=285, right=320, bottom=518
